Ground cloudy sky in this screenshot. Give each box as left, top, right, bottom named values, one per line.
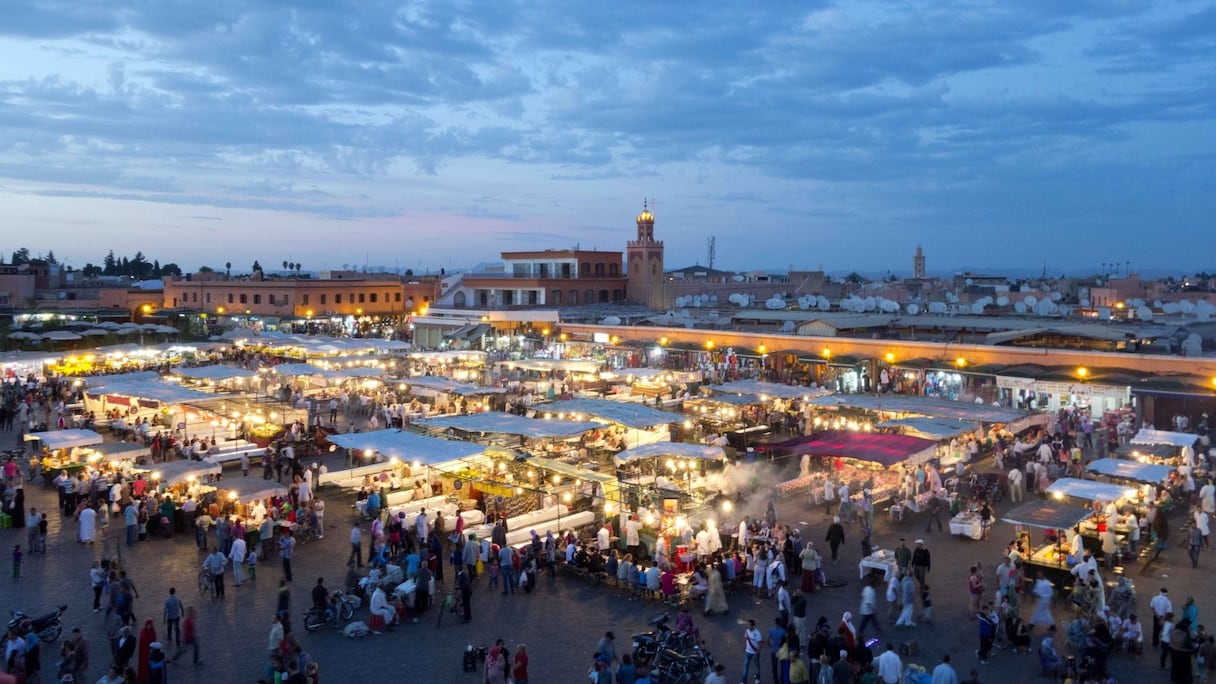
left=0, top=1, right=1212, bottom=276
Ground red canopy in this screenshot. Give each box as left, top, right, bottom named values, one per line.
left=768, top=430, right=937, bottom=467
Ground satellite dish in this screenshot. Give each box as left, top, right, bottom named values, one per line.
left=965, top=278, right=973, bottom=286
left=996, top=296, right=1009, bottom=306
left=971, top=302, right=984, bottom=314
left=1024, top=296, right=1037, bottom=306
left=1050, top=292, right=1061, bottom=302
left=601, top=316, right=621, bottom=326
left=782, top=321, right=795, bottom=332
left=1014, top=302, right=1027, bottom=313
left=1163, top=302, right=1180, bottom=314
left=906, top=303, right=920, bottom=315
left=1136, top=306, right=1153, bottom=321
left=1179, top=300, right=1196, bottom=314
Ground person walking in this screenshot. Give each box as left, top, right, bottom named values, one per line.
left=230, top=535, right=248, bottom=587
left=741, top=619, right=763, bottom=684
left=825, top=518, right=845, bottom=564
left=924, top=493, right=944, bottom=533
left=911, top=540, right=931, bottom=588
left=1007, top=467, right=1024, bottom=503
left=279, top=528, right=296, bottom=582
left=859, top=577, right=882, bottom=637
left=90, top=560, right=107, bottom=612
left=931, top=654, right=957, bottom=684
left=457, top=567, right=473, bottom=623
left=163, top=588, right=183, bottom=649
left=976, top=604, right=996, bottom=664
left=1151, top=588, right=1173, bottom=647
left=203, top=547, right=227, bottom=598
left=172, top=606, right=201, bottom=665
left=348, top=522, right=363, bottom=568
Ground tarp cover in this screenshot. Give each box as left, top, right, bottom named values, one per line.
left=1045, top=477, right=1132, bottom=502
left=805, top=394, right=1029, bottom=423
left=173, top=365, right=259, bottom=381
left=1085, top=458, right=1174, bottom=484
left=1000, top=501, right=1093, bottom=530
left=765, top=430, right=938, bottom=467
left=1130, top=429, right=1198, bottom=448
left=220, top=476, right=289, bottom=501
left=875, top=417, right=979, bottom=440
left=402, top=377, right=506, bottom=396
left=1113, top=443, right=1176, bottom=459
left=710, top=381, right=831, bottom=401
left=86, top=380, right=219, bottom=404
left=540, top=399, right=677, bottom=428
left=614, top=442, right=726, bottom=464
left=420, top=413, right=606, bottom=438
left=328, top=429, right=486, bottom=464
left=24, top=429, right=105, bottom=450
left=154, top=458, right=222, bottom=485
left=89, top=441, right=152, bottom=462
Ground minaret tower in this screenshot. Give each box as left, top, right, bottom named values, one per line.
left=626, top=200, right=666, bottom=308
left=913, top=245, right=926, bottom=279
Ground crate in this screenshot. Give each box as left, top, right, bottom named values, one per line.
left=900, top=639, right=918, bottom=656
left=0, top=514, right=11, bottom=530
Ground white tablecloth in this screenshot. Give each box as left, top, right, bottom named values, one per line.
left=949, top=513, right=983, bottom=540
left=859, top=554, right=899, bottom=581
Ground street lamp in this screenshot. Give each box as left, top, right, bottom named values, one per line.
left=955, top=357, right=967, bottom=368
left=1077, top=367, right=1089, bottom=379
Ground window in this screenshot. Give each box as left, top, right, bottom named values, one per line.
left=302, top=294, right=309, bottom=305
left=191, top=292, right=197, bottom=303
left=581, top=262, right=591, bottom=276
left=370, top=293, right=378, bottom=303
left=595, top=263, right=604, bottom=276
left=253, top=294, right=261, bottom=304
left=609, top=263, right=619, bottom=276
left=239, top=294, right=247, bottom=304
left=395, top=293, right=401, bottom=302
left=598, top=289, right=609, bottom=303
left=551, top=289, right=562, bottom=305
left=584, top=289, right=594, bottom=304
left=205, top=293, right=211, bottom=303
left=358, top=293, right=365, bottom=303
left=228, top=294, right=234, bottom=304
left=568, top=289, right=577, bottom=304
left=335, top=294, right=342, bottom=304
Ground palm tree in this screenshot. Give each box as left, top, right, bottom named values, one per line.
left=282, top=260, right=288, bottom=275
left=225, top=261, right=231, bottom=277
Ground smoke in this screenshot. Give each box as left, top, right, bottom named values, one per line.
left=692, top=459, right=801, bottom=532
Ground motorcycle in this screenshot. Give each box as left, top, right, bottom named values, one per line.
left=631, top=614, right=696, bottom=668
left=303, top=591, right=361, bottom=632
left=8, top=604, right=67, bottom=643
left=652, top=644, right=714, bottom=684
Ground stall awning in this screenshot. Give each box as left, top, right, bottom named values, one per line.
left=419, top=413, right=606, bottom=438
left=402, top=377, right=506, bottom=396
left=525, top=456, right=617, bottom=484
left=768, top=430, right=938, bottom=467
left=540, top=399, right=677, bottom=428
left=1130, top=429, right=1198, bottom=448
left=328, top=429, right=486, bottom=464
left=272, top=363, right=328, bottom=377
left=875, top=417, right=979, bottom=440
left=1000, top=501, right=1093, bottom=529
left=1113, top=443, right=1176, bottom=459
left=24, top=429, right=105, bottom=450
left=153, top=459, right=223, bottom=485
left=88, top=441, right=152, bottom=463
left=172, top=365, right=259, bottom=381
left=709, top=381, right=831, bottom=401
left=1085, top=458, right=1174, bottom=484
left=614, top=442, right=726, bottom=465
left=221, top=476, right=289, bottom=501
left=804, top=394, right=1029, bottom=423
left=1045, top=478, right=1134, bottom=502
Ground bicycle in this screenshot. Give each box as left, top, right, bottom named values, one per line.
left=435, top=590, right=457, bottom=628
left=198, top=570, right=214, bottom=599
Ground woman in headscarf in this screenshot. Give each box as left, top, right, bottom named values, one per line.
left=137, top=618, right=158, bottom=683
left=1038, top=635, right=1060, bottom=674
left=705, top=561, right=729, bottom=615
left=839, top=612, right=857, bottom=654
left=483, top=644, right=508, bottom=684
left=1171, top=617, right=1196, bottom=684
left=1184, top=596, right=1200, bottom=634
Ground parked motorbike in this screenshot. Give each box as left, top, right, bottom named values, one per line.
left=652, top=644, right=715, bottom=684
left=303, top=591, right=361, bottom=632
left=8, top=604, right=67, bottom=643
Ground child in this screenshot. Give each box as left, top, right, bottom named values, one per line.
left=920, top=584, right=934, bottom=625
left=247, top=549, right=258, bottom=581
left=38, top=514, right=48, bottom=553
left=12, top=545, right=22, bottom=580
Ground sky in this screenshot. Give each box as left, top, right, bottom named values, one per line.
left=0, top=0, right=1213, bottom=277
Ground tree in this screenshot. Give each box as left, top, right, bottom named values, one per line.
left=160, top=263, right=182, bottom=277
left=198, top=265, right=215, bottom=273
left=44, top=250, right=57, bottom=264
left=81, top=263, right=102, bottom=278
left=152, top=259, right=161, bottom=277
left=252, top=260, right=262, bottom=273
left=102, top=250, right=117, bottom=275
left=282, top=260, right=289, bottom=275
left=295, top=263, right=302, bottom=275
left=225, top=262, right=231, bottom=277
left=11, top=248, right=30, bottom=265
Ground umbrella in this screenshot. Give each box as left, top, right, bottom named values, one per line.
left=41, top=331, right=82, bottom=341
left=81, top=329, right=112, bottom=337
left=6, top=331, right=38, bottom=340
left=97, top=322, right=121, bottom=329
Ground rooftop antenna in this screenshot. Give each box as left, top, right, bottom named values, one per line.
left=707, top=236, right=716, bottom=269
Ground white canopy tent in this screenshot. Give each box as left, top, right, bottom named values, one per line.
left=172, top=365, right=259, bottom=382
left=153, top=459, right=223, bottom=485
left=1045, top=477, right=1135, bottom=502
left=1130, top=429, right=1199, bottom=447
left=613, top=442, right=726, bottom=465
left=24, top=429, right=105, bottom=450
left=420, top=413, right=606, bottom=438
left=328, top=429, right=487, bottom=464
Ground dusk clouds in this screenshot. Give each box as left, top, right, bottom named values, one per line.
left=0, top=1, right=1211, bottom=274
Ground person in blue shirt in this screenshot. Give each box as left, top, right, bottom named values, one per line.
left=768, top=617, right=788, bottom=684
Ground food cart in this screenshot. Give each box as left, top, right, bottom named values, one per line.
left=24, top=429, right=106, bottom=481
left=1044, top=478, right=1140, bottom=555
left=1001, top=500, right=1095, bottom=590
left=1130, top=428, right=1200, bottom=467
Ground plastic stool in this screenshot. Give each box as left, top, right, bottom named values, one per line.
left=0, top=514, right=11, bottom=530
left=369, top=614, right=386, bottom=630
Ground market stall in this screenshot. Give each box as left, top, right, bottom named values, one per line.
left=1045, top=477, right=1141, bottom=556
left=418, top=411, right=606, bottom=459
left=1001, top=500, right=1095, bottom=589
left=1130, top=428, right=1200, bottom=466
left=1085, top=458, right=1174, bottom=485
left=768, top=431, right=938, bottom=503
left=24, top=429, right=106, bottom=480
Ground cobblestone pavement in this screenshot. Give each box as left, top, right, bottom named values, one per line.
left=1, top=426, right=1207, bottom=683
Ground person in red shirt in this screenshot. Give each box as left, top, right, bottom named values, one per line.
left=512, top=643, right=529, bottom=684
left=174, top=606, right=201, bottom=665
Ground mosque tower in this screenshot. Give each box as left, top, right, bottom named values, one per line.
left=913, top=245, right=926, bottom=279
left=626, top=200, right=666, bottom=308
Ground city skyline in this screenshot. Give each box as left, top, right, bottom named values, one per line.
left=0, top=1, right=1213, bottom=274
